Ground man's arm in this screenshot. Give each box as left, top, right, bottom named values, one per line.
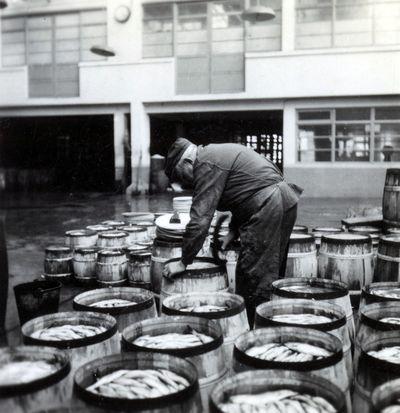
left=181, top=162, right=229, bottom=266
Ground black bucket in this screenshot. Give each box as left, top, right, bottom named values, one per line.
left=14, top=279, right=61, bottom=325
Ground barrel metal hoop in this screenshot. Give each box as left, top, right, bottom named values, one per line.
left=74, top=296, right=155, bottom=315
left=96, top=261, right=128, bottom=266
left=377, top=253, right=400, bottom=263
left=121, top=333, right=224, bottom=357
left=44, top=257, right=72, bottom=262
left=319, top=251, right=373, bottom=260
left=161, top=301, right=246, bottom=319
left=233, top=346, right=343, bottom=371
left=287, top=251, right=317, bottom=258
left=254, top=315, right=346, bottom=331
left=384, top=186, right=400, bottom=191
left=272, top=285, right=347, bottom=300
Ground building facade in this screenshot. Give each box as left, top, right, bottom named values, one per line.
left=1, top=0, right=400, bottom=196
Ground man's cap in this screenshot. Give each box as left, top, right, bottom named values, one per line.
left=164, top=138, right=193, bottom=180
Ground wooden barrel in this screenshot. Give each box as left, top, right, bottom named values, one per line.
left=65, top=230, right=97, bottom=250
left=43, top=245, right=73, bottom=283
left=96, top=249, right=127, bottom=287
left=374, top=235, right=400, bottom=283
left=160, top=258, right=228, bottom=306
left=73, top=352, right=202, bottom=413
left=272, top=277, right=355, bottom=342
left=210, top=370, right=346, bottom=413
left=151, top=239, right=185, bottom=294
left=318, top=233, right=374, bottom=304
left=232, top=326, right=351, bottom=411
left=124, top=244, right=150, bottom=259
left=118, top=226, right=148, bottom=244
left=353, top=329, right=400, bottom=413
left=383, top=168, right=400, bottom=229
left=312, top=226, right=343, bottom=248
left=0, top=346, right=71, bottom=413
left=86, top=224, right=112, bottom=233
left=121, top=212, right=155, bottom=225
left=285, top=233, right=317, bottom=278
left=386, top=227, right=400, bottom=236
left=97, top=230, right=129, bottom=250
left=254, top=298, right=353, bottom=385
left=137, top=221, right=157, bottom=241
left=73, top=287, right=157, bottom=332
left=161, top=292, right=249, bottom=365
left=101, top=220, right=125, bottom=228
left=371, top=378, right=400, bottom=413
left=292, top=224, right=308, bottom=234
left=128, top=251, right=152, bottom=290
left=360, top=281, right=400, bottom=312
left=21, top=311, right=119, bottom=402
left=121, top=315, right=227, bottom=412
left=355, top=301, right=400, bottom=370
left=349, top=226, right=382, bottom=236
left=72, top=247, right=97, bottom=286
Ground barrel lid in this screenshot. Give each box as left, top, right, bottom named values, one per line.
left=65, top=229, right=97, bottom=237
left=289, top=233, right=314, bottom=243
left=387, top=227, right=400, bottom=234
left=101, top=220, right=125, bottom=226
left=292, top=225, right=308, bottom=233
left=349, top=226, right=381, bottom=234
left=86, top=225, right=112, bottom=232
left=312, top=227, right=342, bottom=234
left=380, top=235, right=400, bottom=246
left=98, top=230, right=128, bottom=239
left=124, top=244, right=150, bottom=253
left=98, top=249, right=126, bottom=257
left=74, top=247, right=98, bottom=254
left=321, top=232, right=371, bottom=244
left=118, top=226, right=147, bottom=233
left=45, top=245, right=72, bottom=253
left=137, top=241, right=154, bottom=248
left=0, top=346, right=71, bottom=397
left=155, top=213, right=190, bottom=232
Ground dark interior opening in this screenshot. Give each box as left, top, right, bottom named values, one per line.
left=0, top=115, right=115, bottom=192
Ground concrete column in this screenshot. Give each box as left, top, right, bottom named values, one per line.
left=283, top=102, right=297, bottom=167
left=113, top=111, right=126, bottom=188
left=127, top=102, right=151, bottom=195
left=282, top=0, right=296, bottom=52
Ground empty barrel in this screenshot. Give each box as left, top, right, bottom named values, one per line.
left=65, top=230, right=97, bottom=250
left=232, top=326, right=351, bottom=411
left=73, top=287, right=157, bottom=332
left=271, top=277, right=355, bottom=341
left=160, top=258, right=228, bottom=306
left=383, top=168, right=400, bottom=229
left=96, top=249, right=127, bottom=287
left=0, top=346, right=70, bottom=413
left=292, top=225, right=308, bottom=234
left=353, top=329, right=400, bottom=413
left=118, top=226, right=148, bottom=245
left=312, top=227, right=343, bottom=248
left=285, top=233, right=317, bottom=278
left=210, top=370, right=346, bottom=413
left=44, top=245, right=73, bottom=283
left=161, top=292, right=249, bottom=365
left=73, top=352, right=202, bottom=413
left=97, top=230, right=129, bottom=250
left=121, top=315, right=227, bottom=412
left=374, top=235, right=400, bottom=283
left=72, top=247, right=97, bottom=286
left=127, top=251, right=152, bottom=290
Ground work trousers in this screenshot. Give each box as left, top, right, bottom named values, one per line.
left=235, top=189, right=297, bottom=326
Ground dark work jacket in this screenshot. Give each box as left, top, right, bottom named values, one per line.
left=181, top=144, right=303, bottom=265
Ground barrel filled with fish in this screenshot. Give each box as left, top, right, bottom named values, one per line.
left=371, top=377, right=400, bottom=413
left=121, top=315, right=227, bottom=412
left=271, top=277, right=355, bottom=341
left=160, top=258, right=228, bottom=307
left=355, top=302, right=400, bottom=374
left=285, top=233, right=318, bottom=279
left=161, top=292, right=249, bottom=365
left=232, top=326, right=351, bottom=411
left=353, top=329, right=400, bottom=413
left=360, top=282, right=400, bottom=312
left=73, top=352, right=202, bottom=413
left=210, top=369, right=346, bottom=413
left=254, top=299, right=352, bottom=384
left=21, top=311, right=119, bottom=400
left=0, top=346, right=70, bottom=413
left=73, top=287, right=157, bottom=332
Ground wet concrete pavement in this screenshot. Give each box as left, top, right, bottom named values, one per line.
left=0, top=191, right=381, bottom=345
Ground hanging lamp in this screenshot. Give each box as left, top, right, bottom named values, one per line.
left=242, top=1, right=275, bottom=22
left=0, top=1, right=8, bottom=9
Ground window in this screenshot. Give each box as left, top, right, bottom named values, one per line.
left=297, top=107, right=400, bottom=162
left=296, top=0, right=400, bottom=49
left=1, top=9, right=107, bottom=97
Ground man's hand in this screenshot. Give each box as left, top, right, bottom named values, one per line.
left=221, top=229, right=236, bottom=251
left=162, top=260, right=186, bottom=280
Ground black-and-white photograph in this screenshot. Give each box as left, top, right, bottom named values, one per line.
left=0, top=0, right=399, bottom=411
